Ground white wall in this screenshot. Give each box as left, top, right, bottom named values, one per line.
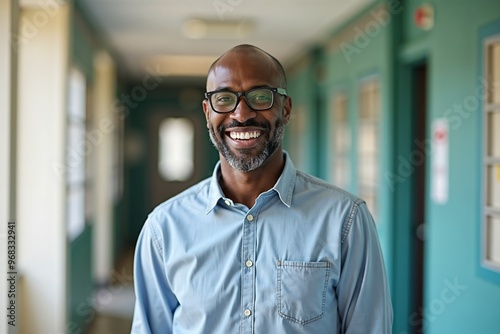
left=17, top=2, right=71, bottom=333
left=0, top=0, right=19, bottom=333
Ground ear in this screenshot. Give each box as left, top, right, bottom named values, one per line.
left=282, top=96, right=292, bottom=125
left=202, top=99, right=210, bottom=128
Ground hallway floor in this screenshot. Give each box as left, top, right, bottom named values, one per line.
left=85, top=247, right=135, bottom=334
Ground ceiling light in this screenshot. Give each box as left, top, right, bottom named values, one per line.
left=146, top=55, right=219, bottom=77
left=183, top=18, right=254, bottom=39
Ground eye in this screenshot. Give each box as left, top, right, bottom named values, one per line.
left=248, top=90, right=272, bottom=104
left=213, top=92, right=236, bottom=105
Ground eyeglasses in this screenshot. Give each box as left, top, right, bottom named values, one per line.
left=205, top=87, right=287, bottom=114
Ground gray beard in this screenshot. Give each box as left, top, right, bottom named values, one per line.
left=208, top=118, right=285, bottom=172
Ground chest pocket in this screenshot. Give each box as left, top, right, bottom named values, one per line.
left=276, top=260, right=330, bottom=326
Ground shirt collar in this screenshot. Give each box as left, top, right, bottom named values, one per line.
left=205, top=151, right=297, bottom=214
left=271, top=151, right=296, bottom=208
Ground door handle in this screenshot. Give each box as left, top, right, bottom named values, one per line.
left=416, top=223, right=425, bottom=241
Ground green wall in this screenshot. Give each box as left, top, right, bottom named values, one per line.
left=67, top=3, right=110, bottom=331
left=68, top=224, right=93, bottom=331
left=419, top=1, right=500, bottom=333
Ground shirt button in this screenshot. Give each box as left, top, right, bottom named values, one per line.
left=224, top=200, right=231, bottom=206
left=247, top=214, right=254, bottom=222
left=244, top=309, right=252, bottom=317
left=245, top=260, right=253, bottom=267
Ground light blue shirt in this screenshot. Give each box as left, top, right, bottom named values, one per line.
left=132, top=153, right=393, bottom=333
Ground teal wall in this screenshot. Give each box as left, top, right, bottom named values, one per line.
left=285, top=57, right=317, bottom=174
left=286, top=0, right=500, bottom=333
left=417, top=1, right=500, bottom=333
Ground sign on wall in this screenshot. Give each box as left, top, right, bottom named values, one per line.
left=431, top=118, right=449, bottom=204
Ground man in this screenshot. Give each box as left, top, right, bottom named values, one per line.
left=132, top=44, right=393, bottom=333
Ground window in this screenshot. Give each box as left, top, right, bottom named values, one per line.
left=66, top=67, right=86, bottom=240
left=158, top=117, right=194, bottom=181
left=483, top=37, right=500, bottom=271
left=357, top=78, right=380, bottom=219
left=331, top=91, right=350, bottom=189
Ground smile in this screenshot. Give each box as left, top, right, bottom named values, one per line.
left=228, top=130, right=261, bottom=140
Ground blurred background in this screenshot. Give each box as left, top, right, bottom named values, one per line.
left=1, top=0, right=500, bottom=333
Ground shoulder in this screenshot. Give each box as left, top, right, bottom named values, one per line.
left=148, top=177, right=211, bottom=220
left=293, top=171, right=373, bottom=241
left=137, top=177, right=212, bottom=251
left=294, top=170, right=364, bottom=205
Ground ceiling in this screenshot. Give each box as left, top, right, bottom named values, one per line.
left=78, top=0, right=375, bottom=80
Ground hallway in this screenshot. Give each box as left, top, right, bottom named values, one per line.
left=85, top=248, right=135, bottom=334
left=2, top=0, right=500, bottom=333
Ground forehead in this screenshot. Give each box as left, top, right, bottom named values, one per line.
left=206, top=50, right=281, bottom=91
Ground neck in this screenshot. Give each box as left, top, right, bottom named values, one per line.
left=219, top=149, right=285, bottom=208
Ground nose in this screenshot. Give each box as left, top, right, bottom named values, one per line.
left=230, top=96, right=256, bottom=123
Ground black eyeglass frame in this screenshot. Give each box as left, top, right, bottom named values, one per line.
left=204, top=87, right=287, bottom=114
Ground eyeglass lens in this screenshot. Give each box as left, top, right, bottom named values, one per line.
left=211, top=89, right=273, bottom=113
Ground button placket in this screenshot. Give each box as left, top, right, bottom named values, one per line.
left=241, top=211, right=257, bottom=333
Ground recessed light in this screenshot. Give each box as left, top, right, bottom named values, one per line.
left=183, top=18, right=253, bottom=39
left=146, top=55, right=219, bottom=77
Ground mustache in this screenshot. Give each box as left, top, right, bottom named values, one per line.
left=218, top=120, right=271, bottom=134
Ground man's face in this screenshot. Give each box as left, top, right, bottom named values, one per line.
left=202, top=51, right=291, bottom=172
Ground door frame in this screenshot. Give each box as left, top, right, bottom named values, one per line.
left=392, top=56, right=430, bottom=334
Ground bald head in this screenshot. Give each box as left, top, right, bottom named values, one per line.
left=207, top=44, right=287, bottom=89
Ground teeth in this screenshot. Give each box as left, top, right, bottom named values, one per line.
left=230, top=131, right=260, bottom=140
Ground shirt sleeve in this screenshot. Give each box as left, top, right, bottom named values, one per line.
left=131, top=217, right=178, bottom=333
left=336, top=201, right=393, bottom=334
